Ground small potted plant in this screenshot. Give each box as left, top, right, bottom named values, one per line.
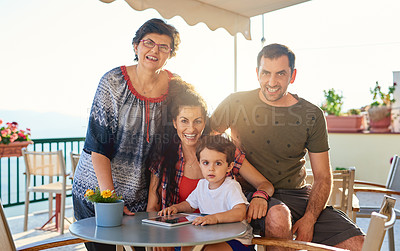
left=85, top=188, right=124, bottom=227
left=321, top=89, right=364, bottom=132
left=0, top=120, right=33, bottom=158
left=368, top=81, right=396, bottom=133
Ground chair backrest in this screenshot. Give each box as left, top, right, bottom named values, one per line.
left=329, top=167, right=356, bottom=217
left=0, top=199, right=17, bottom=251
left=22, top=149, right=66, bottom=177
left=386, top=155, right=400, bottom=191
left=307, top=168, right=356, bottom=217
left=361, top=195, right=397, bottom=251
left=70, top=152, right=80, bottom=178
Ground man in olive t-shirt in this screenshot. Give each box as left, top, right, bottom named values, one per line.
left=211, top=44, right=364, bottom=250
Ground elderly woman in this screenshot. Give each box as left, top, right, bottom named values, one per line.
left=72, top=18, right=181, bottom=251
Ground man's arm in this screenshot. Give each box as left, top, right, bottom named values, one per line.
left=292, top=151, right=332, bottom=242
left=210, top=94, right=232, bottom=134
left=239, top=159, right=274, bottom=221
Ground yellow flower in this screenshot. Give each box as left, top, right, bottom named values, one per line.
left=84, top=187, right=122, bottom=203
left=101, top=189, right=113, bottom=199
left=85, top=189, right=94, bottom=197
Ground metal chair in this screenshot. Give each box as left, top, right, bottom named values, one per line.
left=354, top=154, right=400, bottom=251
left=0, top=199, right=86, bottom=251
left=22, top=149, right=72, bottom=234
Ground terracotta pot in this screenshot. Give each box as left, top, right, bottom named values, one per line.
left=368, top=106, right=392, bottom=133
left=369, top=115, right=391, bottom=133
left=325, top=115, right=364, bottom=133
left=0, top=141, right=33, bottom=158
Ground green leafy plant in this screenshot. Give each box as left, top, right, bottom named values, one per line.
left=84, top=187, right=122, bottom=203
left=321, top=88, right=343, bottom=116
left=347, top=108, right=361, bottom=115
left=0, top=120, right=31, bottom=144
left=370, top=81, right=396, bottom=107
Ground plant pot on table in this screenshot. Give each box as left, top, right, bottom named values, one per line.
left=94, top=199, right=124, bottom=227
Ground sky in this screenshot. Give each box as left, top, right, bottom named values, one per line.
left=1, top=0, right=400, bottom=138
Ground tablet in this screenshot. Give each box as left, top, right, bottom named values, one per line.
left=142, top=213, right=199, bottom=227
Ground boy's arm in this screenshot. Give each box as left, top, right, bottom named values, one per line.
left=192, top=203, right=246, bottom=226
left=158, top=201, right=195, bottom=216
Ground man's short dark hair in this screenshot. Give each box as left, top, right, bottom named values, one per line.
left=257, top=43, right=295, bottom=73
left=196, top=135, right=236, bottom=164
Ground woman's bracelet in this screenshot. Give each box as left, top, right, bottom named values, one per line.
left=252, top=190, right=270, bottom=201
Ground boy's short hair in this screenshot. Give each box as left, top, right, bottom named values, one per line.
left=196, top=135, right=236, bottom=164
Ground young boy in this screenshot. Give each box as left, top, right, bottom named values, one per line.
left=158, top=135, right=253, bottom=251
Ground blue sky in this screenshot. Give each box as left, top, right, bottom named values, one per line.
left=1, top=0, right=400, bottom=137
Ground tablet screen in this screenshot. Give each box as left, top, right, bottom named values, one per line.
left=142, top=213, right=198, bottom=227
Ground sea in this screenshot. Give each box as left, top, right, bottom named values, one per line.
left=1, top=109, right=87, bottom=217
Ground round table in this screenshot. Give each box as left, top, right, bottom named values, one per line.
left=69, top=212, right=247, bottom=247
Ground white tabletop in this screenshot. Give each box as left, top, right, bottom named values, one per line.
left=69, top=212, right=247, bottom=247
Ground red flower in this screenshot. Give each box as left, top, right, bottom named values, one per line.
left=0, top=119, right=31, bottom=144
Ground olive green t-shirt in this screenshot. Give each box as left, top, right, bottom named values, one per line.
left=211, top=89, right=329, bottom=189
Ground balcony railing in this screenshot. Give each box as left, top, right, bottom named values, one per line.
left=0, top=137, right=85, bottom=208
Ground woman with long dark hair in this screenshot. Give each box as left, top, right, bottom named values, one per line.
left=146, top=80, right=275, bottom=243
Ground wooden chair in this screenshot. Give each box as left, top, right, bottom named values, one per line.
left=69, top=152, right=80, bottom=179
left=0, top=199, right=87, bottom=251
left=306, top=167, right=359, bottom=220
left=354, top=154, right=400, bottom=251
left=253, top=195, right=396, bottom=251
left=22, top=149, right=72, bottom=234
left=253, top=237, right=349, bottom=250
left=361, top=195, right=397, bottom=251
left=69, top=152, right=80, bottom=222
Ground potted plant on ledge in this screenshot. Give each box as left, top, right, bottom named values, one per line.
left=368, top=81, right=396, bottom=133
left=0, top=120, right=32, bottom=158
left=321, top=89, right=364, bottom=133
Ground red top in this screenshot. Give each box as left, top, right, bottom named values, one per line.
left=121, top=66, right=173, bottom=142
left=179, top=175, right=200, bottom=213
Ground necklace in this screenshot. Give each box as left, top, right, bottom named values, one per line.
left=186, top=159, right=197, bottom=168
left=135, top=66, right=157, bottom=95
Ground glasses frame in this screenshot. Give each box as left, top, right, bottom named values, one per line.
left=140, top=39, right=172, bottom=54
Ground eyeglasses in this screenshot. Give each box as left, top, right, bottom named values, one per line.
left=140, top=39, right=172, bottom=54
